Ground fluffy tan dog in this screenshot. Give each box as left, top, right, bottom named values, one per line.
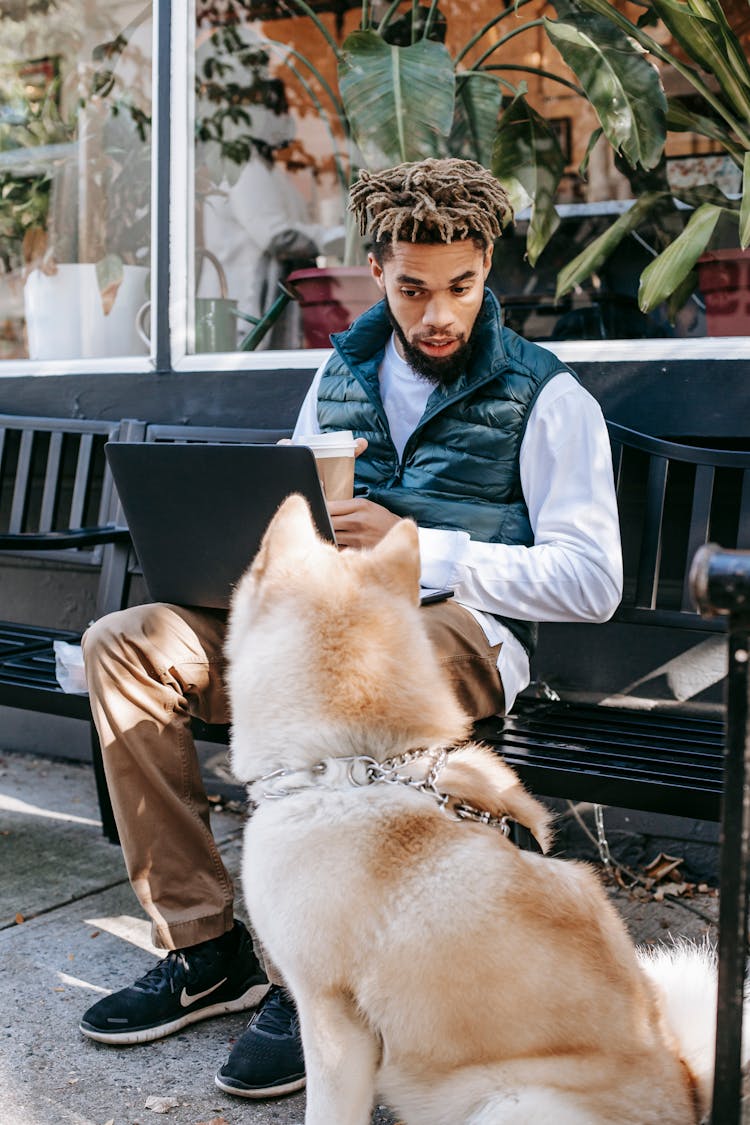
left=226, top=495, right=718, bottom=1125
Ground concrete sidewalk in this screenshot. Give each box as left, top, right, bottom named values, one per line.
left=0, top=748, right=722, bottom=1125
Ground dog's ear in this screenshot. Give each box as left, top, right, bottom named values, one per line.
left=251, top=493, right=320, bottom=581
left=370, top=518, right=421, bottom=601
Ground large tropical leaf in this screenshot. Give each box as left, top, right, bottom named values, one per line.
left=556, top=192, right=667, bottom=298
left=578, top=127, right=602, bottom=179
left=676, top=183, right=738, bottom=210
left=649, top=0, right=750, bottom=122
left=740, top=152, right=750, bottom=249
left=667, top=96, right=745, bottom=162
left=451, top=71, right=503, bottom=168
left=687, top=0, right=750, bottom=92
left=492, top=92, right=565, bottom=266
left=338, top=30, right=455, bottom=169
left=544, top=11, right=666, bottom=169
left=95, top=253, right=124, bottom=314
left=638, top=202, right=723, bottom=311
left=666, top=267, right=699, bottom=324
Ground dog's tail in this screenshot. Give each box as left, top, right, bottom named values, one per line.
left=637, top=938, right=749, bottom=1118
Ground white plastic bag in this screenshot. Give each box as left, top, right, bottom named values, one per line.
left=53, top=640, right=88, bottom=694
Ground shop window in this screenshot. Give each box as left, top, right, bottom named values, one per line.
left=189, top=1, right=746, bottom=354
left=0, top=1, right=153, bottom=362
left=0, top=2, right=745, bottom=369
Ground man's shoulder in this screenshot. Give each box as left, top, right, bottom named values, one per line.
left=499, top=323, right=576, bottom=381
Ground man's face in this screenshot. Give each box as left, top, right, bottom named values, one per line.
left=369, top=239, right=492, bottom=385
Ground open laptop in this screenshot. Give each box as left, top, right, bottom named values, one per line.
left=105, top=441, right=453, bottom=610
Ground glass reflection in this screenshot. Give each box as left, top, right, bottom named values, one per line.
left=0, top=2, right=153, bottom=361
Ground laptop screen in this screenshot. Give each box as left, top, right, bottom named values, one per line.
left=106, top=441, right=335, bottom=609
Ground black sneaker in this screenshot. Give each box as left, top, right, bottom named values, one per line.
left=79, top=919, right=268, bottom=1045
left=215, top=984, right=306, bottom=1098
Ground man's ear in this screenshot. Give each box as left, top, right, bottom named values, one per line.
left=368, top=252, right=386, bottom=292
left=483, top=245, right=493, bottom=279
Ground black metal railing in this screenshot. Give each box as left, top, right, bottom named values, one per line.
left=690, top=543, right=750, bottom=1124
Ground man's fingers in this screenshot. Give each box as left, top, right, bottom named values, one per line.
left=327, top=498, right=365, bottom=518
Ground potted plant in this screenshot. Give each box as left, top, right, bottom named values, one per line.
left=540, top=0, right=750, bottom=332
left=0, top=9, right=153, bottom=359
left=253, top=0, right=747, bottom=333
left=0, top=48, right=71, bottom=357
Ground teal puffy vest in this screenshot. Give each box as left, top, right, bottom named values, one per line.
left=317, top=289, right=574, bottom=654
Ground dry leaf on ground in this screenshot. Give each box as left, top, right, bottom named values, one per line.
left=654, top=881, right=691, bottom=902
left=145, top=1094, right=180, bottom=1112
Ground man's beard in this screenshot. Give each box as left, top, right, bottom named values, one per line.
left=386, top=300, right=475, bottom=388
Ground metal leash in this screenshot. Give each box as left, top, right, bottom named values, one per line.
left=258, top=750, right=514, bottom=837
left=593, top=803, right=613, bottom=871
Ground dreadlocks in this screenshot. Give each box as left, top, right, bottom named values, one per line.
left=348, top=158, right=513, bottom=251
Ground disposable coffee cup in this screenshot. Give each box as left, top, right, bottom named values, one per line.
left=295, top=431, right=356, bottom=500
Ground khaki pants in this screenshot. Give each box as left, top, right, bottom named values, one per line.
left=82, top=599, right=504, bottom=952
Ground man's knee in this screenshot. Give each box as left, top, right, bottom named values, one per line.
left=420, top=601, right=505, bottom=720
left=82, top=604, right=159, bottom=664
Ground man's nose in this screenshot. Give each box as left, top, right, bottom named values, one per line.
left=422, top=293, right=455, bottom=331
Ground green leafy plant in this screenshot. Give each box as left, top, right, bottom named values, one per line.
left=0, top=12, right=152, bottom=310
left=0, top=66, right=66, bottom=274
left=195, top=22, right=298, bottom=183
left=259, top=0, right=747, bottom=312
left=60, top=24, right=152, bottom=309
left=545, top=0, right=750, bottom=315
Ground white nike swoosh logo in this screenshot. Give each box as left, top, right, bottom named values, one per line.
left=180, top=977, right=228, bottom=1008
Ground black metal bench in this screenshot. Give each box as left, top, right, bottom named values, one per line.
left=689, top=544, right=750, bottom=1125
left=475, top=422, right=749, bottom=825
left=0, top=416, right=290, bottom=842
left=2, top=415, right=748, bottom=835
left=0, top=414, right=147, bottom=836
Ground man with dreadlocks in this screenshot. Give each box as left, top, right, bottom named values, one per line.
left=294, top=156, right=621, bottom=702
left=78, top=157, right=622, bottom=1103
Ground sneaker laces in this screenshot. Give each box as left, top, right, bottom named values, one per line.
left=253, top=985, right=297, bottom=1035
left=132, top=951, right=190, bottom=995
left=131, top=926, right=239, bottom=996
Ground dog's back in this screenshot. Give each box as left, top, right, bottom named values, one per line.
left=227, top=497, right=718, bottom=1124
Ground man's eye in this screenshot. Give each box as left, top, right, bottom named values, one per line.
left=401, top=288, right=421, bottom=298
left=452, top=285, right=470, bottom=295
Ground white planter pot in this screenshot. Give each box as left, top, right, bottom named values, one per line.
left=24, top=263, right=150, bottom=360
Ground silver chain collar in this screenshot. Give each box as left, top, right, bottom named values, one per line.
left=253, top=748, right=513, bottom=839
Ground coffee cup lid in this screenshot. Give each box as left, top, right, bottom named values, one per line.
left=294, top=431, right=356, bottom=456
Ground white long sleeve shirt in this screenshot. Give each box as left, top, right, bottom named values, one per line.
left=294, top=334, right=623, bottom=711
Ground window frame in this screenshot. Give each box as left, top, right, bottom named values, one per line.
left=0, top=0, right=748, bottom=377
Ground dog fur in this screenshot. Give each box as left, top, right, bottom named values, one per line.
left=226, top=495, right=721, bottom=1125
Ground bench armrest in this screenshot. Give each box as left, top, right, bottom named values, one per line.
left=0, top=525, right=131, bottom=550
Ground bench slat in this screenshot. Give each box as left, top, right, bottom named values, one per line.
left=9, top=430, right=34, bottom=532
left=476, top=697, right=725, bottom=821
left=636, top=454, right=667, bottom=609
left=39, top=430, right=64, bottom=533
left=739, top=468, right=750, bottom=548
left=69, top=433, right=94, bottom=530
left=510, top=714, right=723, bottom=745
left=682, top=463, right=714, bottom=610
left=499, top=736, right=722, bottom=779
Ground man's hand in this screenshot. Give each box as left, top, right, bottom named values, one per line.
left=328, top=497, right=402, bottom=549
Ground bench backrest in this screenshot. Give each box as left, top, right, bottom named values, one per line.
left=0, top=414, right=135, bottom=560
left=608, top=422, right=750, bottom=631
left=0, top=415, right=148, bottom=620
left=143, top=423, right=292, bottom=445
